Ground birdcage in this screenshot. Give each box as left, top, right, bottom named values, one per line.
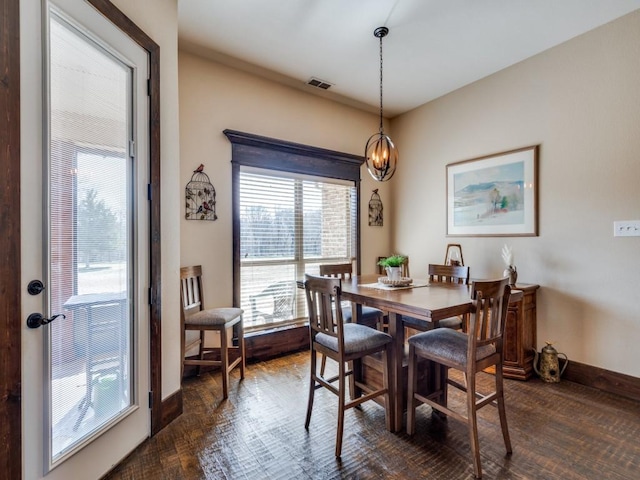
left=185, top=169, right=217, bottom=221
left=368, top=189, right=383, bottom=226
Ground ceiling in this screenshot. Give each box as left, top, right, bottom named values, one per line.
left=178, top=0, right=640, bottom=117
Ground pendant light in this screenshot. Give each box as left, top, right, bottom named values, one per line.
left=365, top=26, right=398, bottom=182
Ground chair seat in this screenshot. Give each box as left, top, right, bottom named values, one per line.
left=186, top=307, right=244, bottom=326
left=408, top=328, right=496, bottom=366
left=342, top=305, right=384, bottom=323
left=317, top=323, right=392, bottom=355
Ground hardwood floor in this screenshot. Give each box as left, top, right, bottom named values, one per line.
left=104, top=351, right=640, bottom=479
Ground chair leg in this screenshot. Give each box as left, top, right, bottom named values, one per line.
left=406, top=344, right=417, bottom=436
left=180, top=329, right=186, bottom=379
left=495, top=362, right=512, bottom=454
left=336, top=360, right=346, bottom=458
left=383, top=344, right=393, bottom=432
left=441, top=364, right=449, bottom=408
left=305, top=348, right=316, bottom=430
left=466, top=372, right=482, bottom=479
left=220, top=326, right=229, bottom=400
left=196, top=330, right=205, bottom=376
left=237, top=318, right=245, bottom=380
left=320, top=353, right=327, bottom=377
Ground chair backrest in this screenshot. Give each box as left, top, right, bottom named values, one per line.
left=304, top=274, right=345, bottom=346
left=180, top=265, right=205, bottom=319
left=469, top=278, right=511, bottom=347
left=377, top=256, right=410, bottom=277
left=428, top=264, right=470, bottom=285
left=319, top=263, right=353, bottom=280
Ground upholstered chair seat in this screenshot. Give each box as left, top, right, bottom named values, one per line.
left=316, top=322, right=392, bottom=355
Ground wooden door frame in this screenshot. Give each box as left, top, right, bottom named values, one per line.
left=0, top=1, right=168, bottom=478
left=0, top=0, right=22, bottom=478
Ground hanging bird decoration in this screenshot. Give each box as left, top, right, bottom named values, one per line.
left=185, top=164, right=217, bottom=221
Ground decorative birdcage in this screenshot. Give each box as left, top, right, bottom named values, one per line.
left=185, top=166, right=217, bottom=221
left=368, top=189, right=383, bottom=226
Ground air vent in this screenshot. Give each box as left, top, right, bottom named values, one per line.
left=307, top=77, right=333, bottom=90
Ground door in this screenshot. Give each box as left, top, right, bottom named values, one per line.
left=22, top=0, right=150, bottom=477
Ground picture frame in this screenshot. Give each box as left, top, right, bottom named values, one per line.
left=446, top=145, right=538, bottom=236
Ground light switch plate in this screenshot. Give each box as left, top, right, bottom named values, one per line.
left=613, top=220, right=640, bottom=237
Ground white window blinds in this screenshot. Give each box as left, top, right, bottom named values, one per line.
left=239, top=167, right=357, bottom=329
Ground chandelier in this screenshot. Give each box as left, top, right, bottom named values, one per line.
left=365, top=26, right=398, bottom=182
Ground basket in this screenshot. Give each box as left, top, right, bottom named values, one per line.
left=378, top=277, right=413, bottom=287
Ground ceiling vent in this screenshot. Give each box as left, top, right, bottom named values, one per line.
left=307, top=77, right=333, bottom=90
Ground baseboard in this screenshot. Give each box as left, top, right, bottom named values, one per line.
left=564, top=360, right=640, bottom=403
left=244, top=324, right=309, bottom=361
left=155, top=388, right=183, bottom=433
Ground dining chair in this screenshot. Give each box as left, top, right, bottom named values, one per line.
left=180, top=265, right=245, bottom=399
left=402, top=263, right=470, bottom=337
left=319, top=263, right=385, bottom=376
left=319, top=263, right=384, bottom=328
left=304, top=274, right=393, bottom=457
left=429, top=263, right=469, bottom=285
left=428, top=263, right=470, bottom=330
left=406, top=277, right=512, bottom=479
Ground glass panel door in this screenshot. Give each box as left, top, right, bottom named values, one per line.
left=47, top=9, right=134, bottom=465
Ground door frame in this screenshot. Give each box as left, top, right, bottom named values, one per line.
left=0, top=0, right=166, bottom=477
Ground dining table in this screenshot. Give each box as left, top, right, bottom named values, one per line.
left=340, top=274, right=474, bottom=431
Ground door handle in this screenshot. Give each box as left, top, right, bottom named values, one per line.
left=26, top=313, right=65, bottom=329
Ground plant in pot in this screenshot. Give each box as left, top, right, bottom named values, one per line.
left=377, top=255, right=407, bottom=281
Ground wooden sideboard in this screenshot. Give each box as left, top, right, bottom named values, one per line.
left=502, top=284, right=539, bottom=380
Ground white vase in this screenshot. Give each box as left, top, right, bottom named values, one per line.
left=503, top=265, right=518, bottom=286
left=386, top=266, right=402, bottom=281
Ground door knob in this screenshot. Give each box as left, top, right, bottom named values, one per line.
left=26, top=313, right=65, bottom=329
left=27, top=279, right=45, bottom=295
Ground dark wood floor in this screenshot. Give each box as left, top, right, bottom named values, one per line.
left=104, top=351, right=640, bottom=479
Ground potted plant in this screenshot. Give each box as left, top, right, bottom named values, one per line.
left=377, top=254, right=406, bottom=281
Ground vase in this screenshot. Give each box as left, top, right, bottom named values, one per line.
left=503, top=265, right=517, bottom=287
left=386, top=266, right=402, bottom=281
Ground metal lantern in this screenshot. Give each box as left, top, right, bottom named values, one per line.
left=365, top=26, right=398, bottom=182
left=368, top=189, right=383, bottom=226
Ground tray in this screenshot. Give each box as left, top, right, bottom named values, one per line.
left=378, top=276, right=413, bottom=287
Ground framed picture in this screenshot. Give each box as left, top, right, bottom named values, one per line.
left=446, top=145, right=538, bottom=236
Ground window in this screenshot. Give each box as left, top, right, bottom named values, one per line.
left=226, top=130, right=363, bottom=333
left=239, top=168, right=357, bottom=328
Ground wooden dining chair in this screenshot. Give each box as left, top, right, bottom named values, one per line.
left=304, top=274, right=393, bottom=457
left=180, top=265, right=245, bottom=399
left=319, top=263, right=385, bottom=376
left=406, top=277, right=512, bottom=479
left=402, top=263, right=470, bottom=336
left=319, top=263, right=384, bottom=328
left=428, top=263, right=470, bottom=330
left=429, top=263, right=469, bottom=285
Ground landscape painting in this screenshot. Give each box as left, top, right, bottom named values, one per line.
left=447, top=146, right=538, bottom=236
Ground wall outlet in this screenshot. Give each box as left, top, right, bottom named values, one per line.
left=613, top=220, right=640, bottom=237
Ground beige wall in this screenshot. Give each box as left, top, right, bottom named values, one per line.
left=178, top=51, right=392, bottom=308
left=110, top=0, right=182, bottom=398
left=391, top=11, right=640, bottom=376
